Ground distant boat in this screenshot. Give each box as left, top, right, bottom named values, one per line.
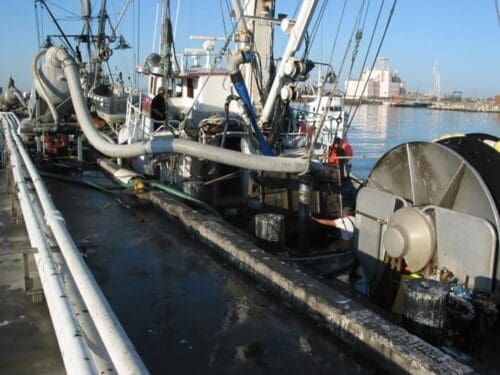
left=390, top=100, right=429, bottom=108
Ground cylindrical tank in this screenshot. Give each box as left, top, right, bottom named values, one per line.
left=402, top=278, right=449, bottom=344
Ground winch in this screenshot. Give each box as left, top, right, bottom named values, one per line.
left=355, top=138, right=500, bottom=300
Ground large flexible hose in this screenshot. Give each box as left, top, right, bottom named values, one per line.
left=48, top=46, right=312, bottom=173
left=32, top=49, right=60, bottom=126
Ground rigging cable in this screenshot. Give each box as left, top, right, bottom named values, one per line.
left=344, top=0, right=398, bottom=137
left=219, top=0, right=229, bottom=40
left=302, top=0, right=329, bottom=61
left=304, top=0, right=366, bottom=168
left=34, top=1, right=42, bottom=49
left=344, top=0, right=370, bottom=91
left=497, top=0, right=500, bottom=26
left=345, top=0, right=385, bottom=119
left=45, top=0, right=80, bottom=17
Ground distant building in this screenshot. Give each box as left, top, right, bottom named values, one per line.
left=344, top=57, right=406, bottom=99
left=494, top=95, right=500, bottom=106
left=444, top=91, right=463, bottom=100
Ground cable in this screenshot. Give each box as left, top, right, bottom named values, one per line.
left=303, top=0, right=329, bottom=61
left=344, top=0, right=369, bottom=91
left=304, top=0, right=367, bottom=167
left=497, top=0, right=500, bottom=26
left=34, top=1, right=42, bottom=49
left=344, top=0, right=398, bottom=137
left=45, top=0, right=80, bottom=17
left=219, top=0, right=229, bottom=39
left=345, top=0, right=385, bottom=119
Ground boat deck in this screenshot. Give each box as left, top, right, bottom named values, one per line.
left=46, top=175, right=377, bottom=373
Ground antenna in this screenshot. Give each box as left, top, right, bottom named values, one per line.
left=432, top=60, right=440, bottom=100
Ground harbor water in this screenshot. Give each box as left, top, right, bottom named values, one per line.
left=348, top=105, right=500, bottom=178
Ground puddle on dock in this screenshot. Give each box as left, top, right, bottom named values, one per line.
left=47, top=178, right=377, bottom=374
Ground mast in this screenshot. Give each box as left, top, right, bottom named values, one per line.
left=81, top=0, right=92, bottom=92
left=242, top=0, right=275, bottom=111
left=261, top=0, right=318, bottom=124
left=93, top=0, right=109, bottom=86
left=160, top=0, right=174, bottom=82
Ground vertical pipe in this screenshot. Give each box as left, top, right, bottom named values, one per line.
left=261, top=0, right=318, bottom=124
left=77, top=135, right=83, bottom=161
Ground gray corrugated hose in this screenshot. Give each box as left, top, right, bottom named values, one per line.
left=49, top=46, right=312, bottom=173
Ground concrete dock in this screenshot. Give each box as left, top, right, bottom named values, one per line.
left=0, top=168, right=64, bottom=374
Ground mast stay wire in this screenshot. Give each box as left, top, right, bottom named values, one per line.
left=45, top=0, right=80, bottom=18
left=303, top=0, right=366, bottom=170
left=345, top=0, right=385, bottom=120
left=344, top=0, right=398, bottom=138
left=344, top=0, right=370, bottom=86
left=302, top=0, right=329, bottom=61
left=219, top=0, right=229, bottom=40
left=35, top=1, right=42, bottom=49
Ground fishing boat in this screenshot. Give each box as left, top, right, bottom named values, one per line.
left=1, top=0, right=499, bottom=373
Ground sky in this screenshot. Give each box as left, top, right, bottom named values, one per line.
left=0, top=0, right=498, bottom=98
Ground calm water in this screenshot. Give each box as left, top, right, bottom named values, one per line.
left=347, top=105, right=500, bottom=179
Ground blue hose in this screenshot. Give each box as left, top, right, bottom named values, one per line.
left=232, top=77, right=275, bottom=156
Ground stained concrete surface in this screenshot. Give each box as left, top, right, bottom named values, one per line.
left=0, top=169, right=64, bottom=374
left=46, top=176, right=377, bottom=374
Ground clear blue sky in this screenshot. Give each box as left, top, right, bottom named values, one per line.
left=0, top=0, right=498, bottom=97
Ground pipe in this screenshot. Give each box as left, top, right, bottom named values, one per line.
left=32, top=49, right=60, bottom=126
left=47, top=46, right=310, bottom=173
left=261, top=0, right=319, bottom=124
left=3, top=115, right=96, bottom=374
left=97, top=158, right=141, bottom=185
left=6, top=113, right=149, bottom=374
